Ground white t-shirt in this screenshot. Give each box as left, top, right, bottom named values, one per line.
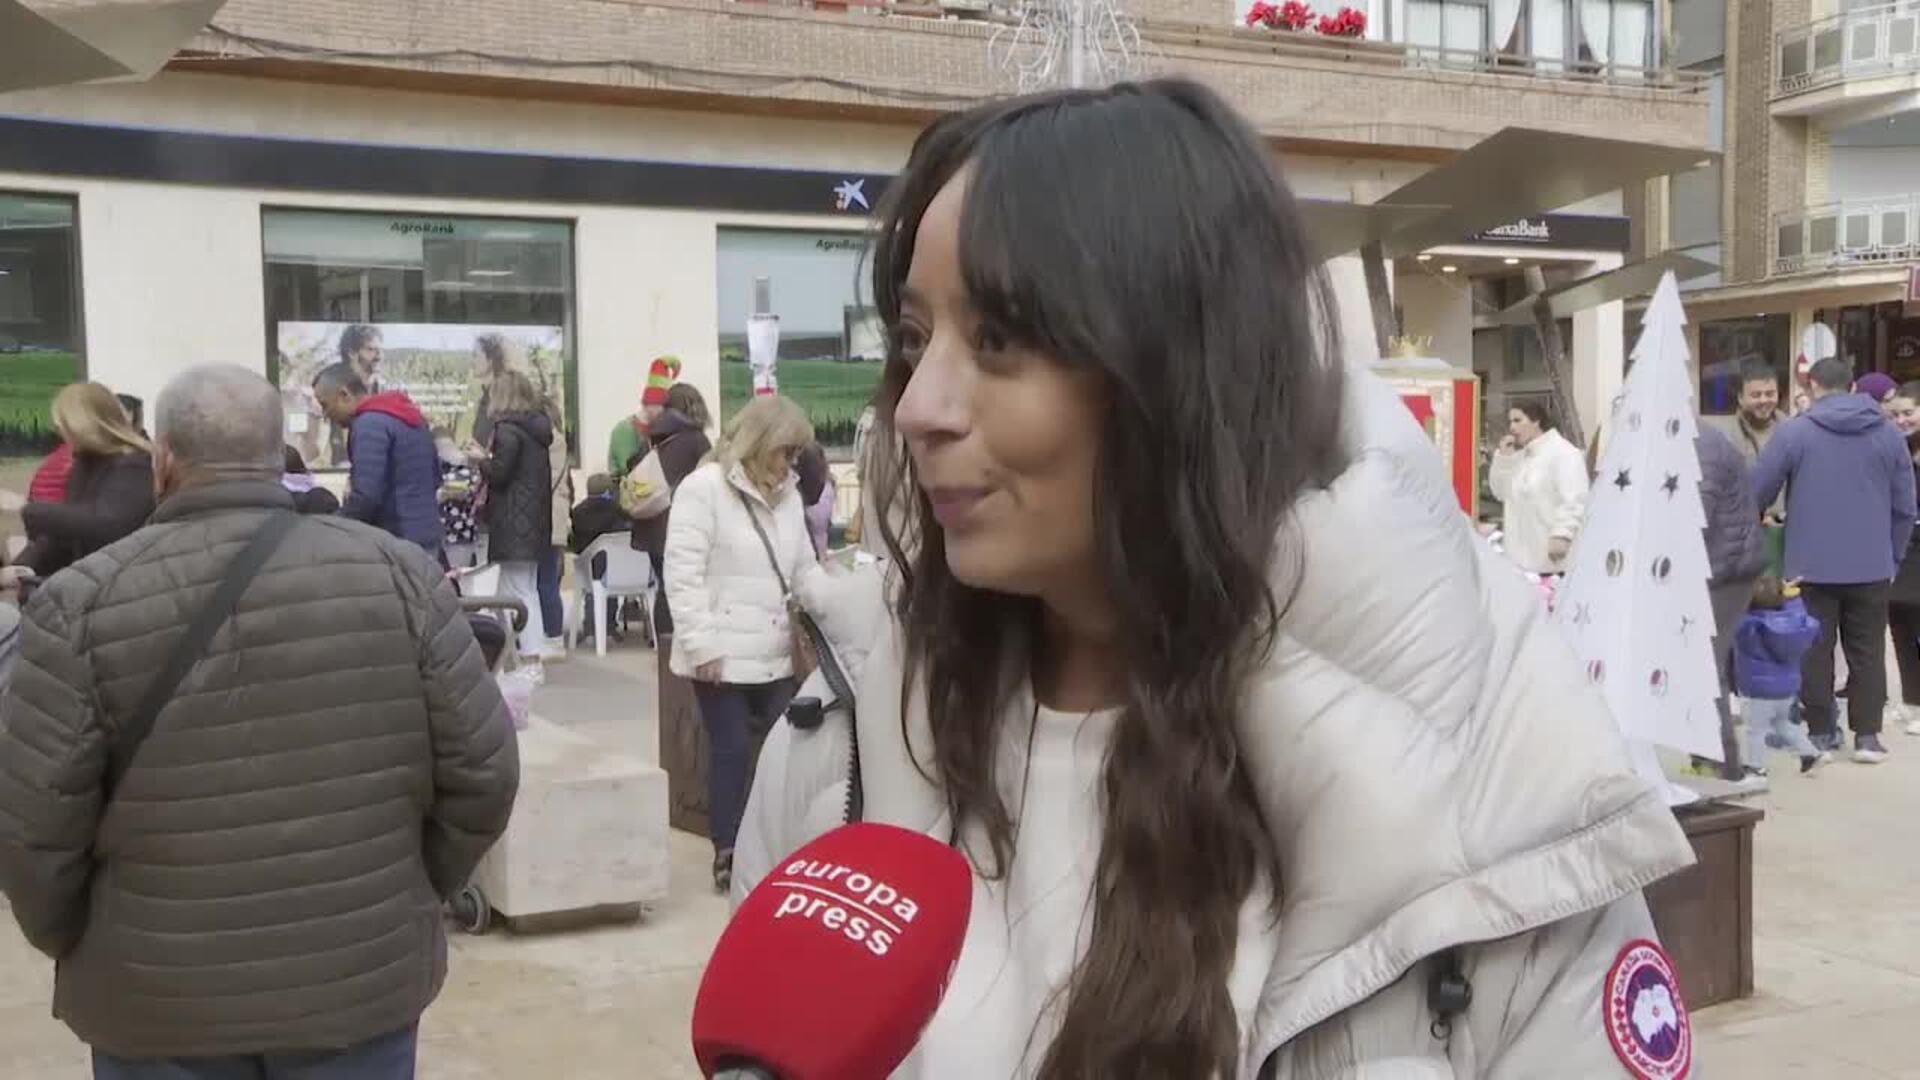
left=898, top=704, right=1279, bottom=1079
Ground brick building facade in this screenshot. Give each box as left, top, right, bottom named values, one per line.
left=1663, top=0, right=1920, bottom=415
left=0, top=0, right=1711, bottom=469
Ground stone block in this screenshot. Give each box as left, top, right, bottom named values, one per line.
left=472, top=713, right=671, bottom=920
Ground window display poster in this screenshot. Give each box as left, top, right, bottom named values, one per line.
left=274, top=321, right=566, bottom=470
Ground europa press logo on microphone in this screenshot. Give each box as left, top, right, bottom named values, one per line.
left=769, top=857, right=921, bottom=957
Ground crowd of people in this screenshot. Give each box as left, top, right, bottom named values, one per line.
left=1484, top=352, right=1920, bottom=776
left=0, top=341, right=852, bottom=1075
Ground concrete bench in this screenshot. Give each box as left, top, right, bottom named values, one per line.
left=467, top=713, right=670, bottom=932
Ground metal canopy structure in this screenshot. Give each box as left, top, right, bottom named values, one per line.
left=0, top=0, right=226, bottom=95
left=1298, top=200, right=1449, bottom=265
left=1374, top=128, right=1715, bottom=259
left=1489, top=250, right=1720, bottom=326
left=1304, top=127, right=1718, bottom=451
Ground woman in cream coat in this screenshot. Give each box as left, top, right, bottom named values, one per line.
left=665, top=394, right=821, bottom=893
left=737, top=83, right=1694, bottom=1080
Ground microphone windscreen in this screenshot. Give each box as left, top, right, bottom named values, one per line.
left=692, top=822, right=973, bottom=1080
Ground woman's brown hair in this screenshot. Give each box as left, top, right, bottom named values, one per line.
left=487, top=370, right=544, bottom=416
left=868, top=80, right=1346, bottom=1078
left=52, top=382, right=150, bottom=457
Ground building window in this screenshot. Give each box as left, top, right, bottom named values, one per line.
left=1408, top=0, right=1490, bottom=55
left=716, top=227, right=883, bottom=452
left=262, top=209, right=575, bottom=469
left=0, top=192, right=82, bottom=454
left=1697, top=315, right=1790, bottom=415
left=1579, top=0, right=1653, bottom=67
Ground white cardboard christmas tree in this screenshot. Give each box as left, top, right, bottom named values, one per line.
left=1553, top=272, right=1723, bottom=804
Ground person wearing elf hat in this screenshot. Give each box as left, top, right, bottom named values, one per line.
left=610, top=356, right=681, bottom=476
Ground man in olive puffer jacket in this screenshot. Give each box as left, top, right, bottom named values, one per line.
left=0, top=365, right=519, bottom=1078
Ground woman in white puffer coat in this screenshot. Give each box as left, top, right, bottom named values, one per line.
left=732, top=81, right=1696, bottom=1080
left=665, top=394, right=822, bottom=893
left=1487, top=399, right=1590, bottom=575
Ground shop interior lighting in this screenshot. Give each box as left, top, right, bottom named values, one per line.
left=1441, top=265, right=1458, bottom=273
left=1416, top=253, right=1433, bottom=262
left=1504, top=257, right=1521, bottom=265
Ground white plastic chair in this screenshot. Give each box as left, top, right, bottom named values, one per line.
left=571, top=535, right=656, bottom=657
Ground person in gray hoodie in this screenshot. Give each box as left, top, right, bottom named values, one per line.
left=1753, top=356, right=1917, bottom=763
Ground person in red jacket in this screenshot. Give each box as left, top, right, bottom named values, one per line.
left=26, top=442, right=73, bottom=504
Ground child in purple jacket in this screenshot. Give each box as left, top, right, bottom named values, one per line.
left=1735, top=576, right=1829, bottom=776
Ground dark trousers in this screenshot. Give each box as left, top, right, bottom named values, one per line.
left=1800, top=582, right=1891, bottom=739
left=536, top=545, right=564, bottom=639
left=650, top=552, right=674, bottom=637
left=1890, top=601, right=1920, bottom=706
left=1709, top=579, right=1755, bottom=777
left=93, top=1025, right=417, bottom=1080
left=693, top=678, right=797, bottom=854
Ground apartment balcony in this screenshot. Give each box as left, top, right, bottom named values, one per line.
left=1775, top=2, right=1920, bottom=123
left=179, top=0, right=1712, bottom=154
left=1774, top=194, right=1920, bottom=275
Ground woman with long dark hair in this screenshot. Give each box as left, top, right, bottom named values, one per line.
left=732, top=81, right=1694, bottom=1078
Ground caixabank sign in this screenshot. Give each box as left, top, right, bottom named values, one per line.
left=1470, top=213, right=1632, bottom=252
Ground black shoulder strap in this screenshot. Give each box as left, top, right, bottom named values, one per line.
left=735, top=492, right=865, bottom=819
left=106, top=512, right=300, bottom=796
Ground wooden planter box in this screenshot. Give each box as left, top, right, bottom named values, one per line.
left=658, top=641, right=774, bottom=840
left=1644, top=801, right=1763, bottom=1009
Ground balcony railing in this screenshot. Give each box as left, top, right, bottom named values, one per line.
left=1774, top=195, right=1920, bottom=274
left=1777, top=2, right=1920, bottom=97
left=719, top=0, right=1710, bottom=89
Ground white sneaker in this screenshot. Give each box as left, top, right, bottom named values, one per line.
left=1905, top=715, right=1920, bottom=737
left=538, top=637, right=568, bottom=663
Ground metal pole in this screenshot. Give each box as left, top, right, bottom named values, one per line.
left=1359, top=242, right=1399, bottom=359
left=1067, top=0, right=1087, bottom=88
left=1524, top=265, right=1585, bottom=450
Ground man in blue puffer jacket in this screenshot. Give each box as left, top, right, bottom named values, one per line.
left=1753, top=357, right=1916, bottom=763
left=315, top=363, right=444, bottom=556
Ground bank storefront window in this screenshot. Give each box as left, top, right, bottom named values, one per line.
left=716, top=227, right=880, bottom=452
left=262, top=209, right=576, bottom=469
left=0, top=192, right=82, bottom=454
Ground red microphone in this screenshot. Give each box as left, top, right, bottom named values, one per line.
left=692, top=822, right=973, bottom=1080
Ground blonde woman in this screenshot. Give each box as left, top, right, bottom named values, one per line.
left=663, top=394, right=820, bottom=892
left=463, top=370, right=555, bottom=660
left=7, top=383, right=154, bottom=583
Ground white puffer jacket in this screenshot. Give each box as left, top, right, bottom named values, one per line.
left=664, top=461, right=820, bottom=684
left=736, top=370, right=1697, bottom=1078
